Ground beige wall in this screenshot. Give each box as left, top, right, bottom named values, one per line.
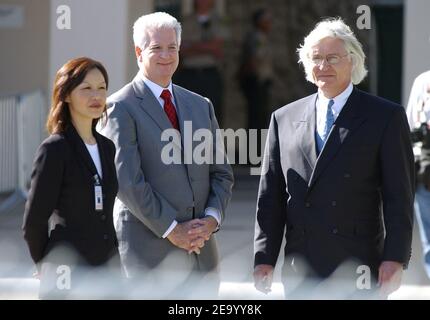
left=0, top=0, right=49, bottom=96
left=49, top=0, right=128, bottom=96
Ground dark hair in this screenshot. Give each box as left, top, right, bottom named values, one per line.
left=46, top=57, right=109, bottom=134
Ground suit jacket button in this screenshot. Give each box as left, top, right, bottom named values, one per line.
left=103, top=234, right=109, bottom=240
left=344, top=173, right=351, bottom=178
left=187, top=207, right=193, bottom=213
left=331, top=201, right=337, bottom=206
left=305, top=202, right=311, bottom=208
left=101, top=214, right=106, bottom=221
left=332, top=228, right=338, bottom=234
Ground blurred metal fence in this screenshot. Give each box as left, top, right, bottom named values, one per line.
left=0, top=95, right=18, bottom=192
left=0, top=91, right=46, bottom=213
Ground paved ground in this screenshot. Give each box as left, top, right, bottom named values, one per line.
left=1, top=166, right=429, bottom=299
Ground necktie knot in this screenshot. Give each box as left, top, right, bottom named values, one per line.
left=160, top=89, right=172, bottom=101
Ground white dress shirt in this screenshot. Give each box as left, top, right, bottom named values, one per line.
left=139, top=72, right=178, bottom=112
left=316, top=82, right=353, bottom=141
left=85, top=143, right=103, bottom=179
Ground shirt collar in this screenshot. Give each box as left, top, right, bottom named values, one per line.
left=138, top=70, right=173, bottom=100
left=317, top=82, right=353, bottom=116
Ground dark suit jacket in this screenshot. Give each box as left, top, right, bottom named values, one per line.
left=254, top=88, right=415, bottom=279
left=23, top=125, right=119, bottom=269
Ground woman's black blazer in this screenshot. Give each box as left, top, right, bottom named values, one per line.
left=23, top=125, right=119, bottom=267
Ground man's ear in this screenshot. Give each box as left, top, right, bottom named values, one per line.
left=349, top=54, right=356, bottom=74
left=349, top=53, right=356, bottom=67
left=135, top=46, right=142, bottom=62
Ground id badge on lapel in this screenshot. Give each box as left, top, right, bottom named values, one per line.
left=93, top=174, right=103, bottom=211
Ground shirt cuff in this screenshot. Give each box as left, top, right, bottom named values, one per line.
left=162, top=220, right=178, bottom=238
left=205, top=207, right=221, bottom=225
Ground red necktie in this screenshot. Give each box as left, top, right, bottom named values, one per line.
left=160, top=89, right=179, bottom=131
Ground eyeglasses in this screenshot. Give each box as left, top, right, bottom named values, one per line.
left=310, top=53, right=350, bottom=66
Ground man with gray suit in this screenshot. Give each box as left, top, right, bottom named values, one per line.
left=100, top=12, right=233, bottom=299
left=253, top=18, right=414, bottom=299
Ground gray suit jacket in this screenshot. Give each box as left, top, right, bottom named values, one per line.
left=100, top=74, right=234, bottom=279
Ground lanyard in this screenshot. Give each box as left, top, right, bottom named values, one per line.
left=93, top=174, right=103, bottom=211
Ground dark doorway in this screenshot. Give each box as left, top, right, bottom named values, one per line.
left=373, top=5, right=403, bottom=104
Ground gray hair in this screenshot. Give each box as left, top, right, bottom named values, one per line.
left=133, top=12, right=182, bottom=49
left=297, top=18, right=368, bottom=85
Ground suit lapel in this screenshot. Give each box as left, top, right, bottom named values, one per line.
left=295, top=94, right=318, bottom=172
left=172, top=85, right=193, bottom=132
left=64, top=125, right=98, bottom=183
left=308, top=88, right=367, bottom=190
left=132, top=76, right=173, bottom=132
left=132, top=76, right=181, bottom=149
left=172, top=85, right=194, bottom=166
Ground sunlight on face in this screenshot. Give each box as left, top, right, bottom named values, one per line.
left=137, top=27, right=179, bottom=87
left=311, top=37, right=353, bottom=98
left=66, top=68, right=107, bottom=124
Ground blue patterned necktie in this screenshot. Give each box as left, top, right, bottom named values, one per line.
left=317, top=99, right=335, bottom=153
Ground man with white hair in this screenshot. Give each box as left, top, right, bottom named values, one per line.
left=253, top=18, right=414, bottom=299
left=100, top=12, right=233, bottom=298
